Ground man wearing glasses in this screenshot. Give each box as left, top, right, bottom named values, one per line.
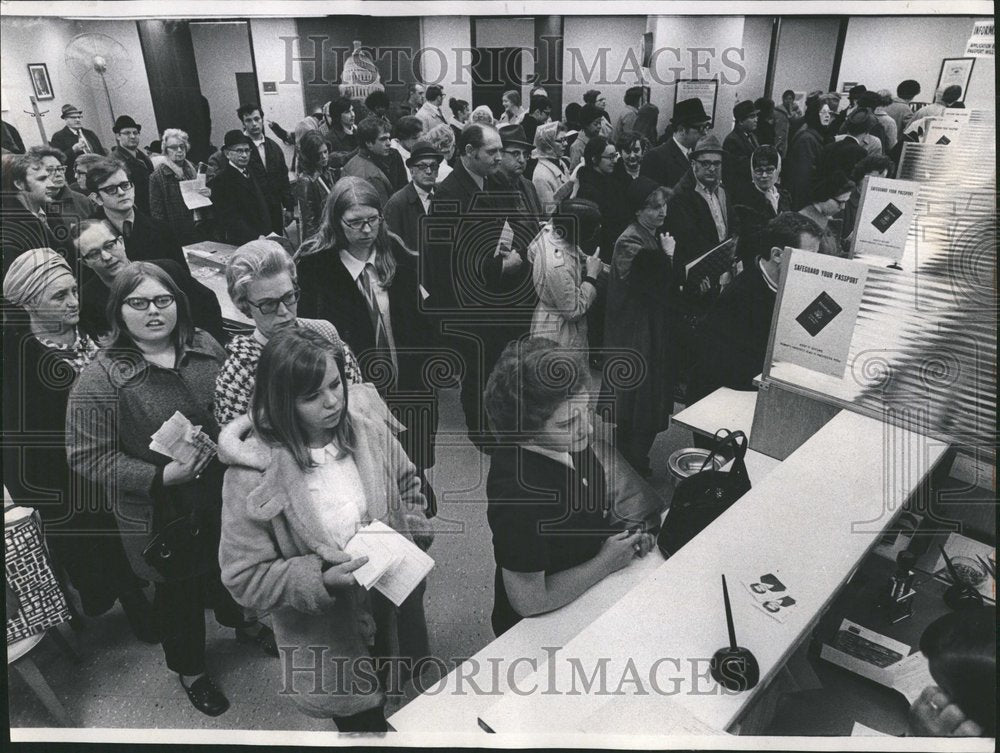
left=209, top=131, right=274, bottom=246
left=74, top=218, right=224, bottom=343
left=640, top=98, right=712, bottom=191
left=86, top=158, right=191, bottom=275
left=384, top=140, right=444, bottom=254
left=110, top=115, right=155, bottom=215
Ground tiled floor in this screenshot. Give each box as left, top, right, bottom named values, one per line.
left=9, top=386, right=688, bottom=730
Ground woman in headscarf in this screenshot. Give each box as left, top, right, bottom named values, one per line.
left=531, top=121, right=571, bottom=215
left=603, top=177, right=675, bottom=477
left=2, top=248, right=154, bottom=640
left=733, top=145, right=792, bottom=265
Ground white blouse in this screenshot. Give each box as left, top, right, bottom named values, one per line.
left=306, top=443, right=368, bottom=549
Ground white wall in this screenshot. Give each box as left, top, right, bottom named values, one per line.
left=0, top=16, right=101, bottom=150
left=739, top=15, right=773, bottom=103
left=563, top=16, right=648, bottom=125
left=190, top=21, right=254, bottom=149
left=420, top=16, right=473, bottom=110
left=771, top=17, right=840, bottom=99
left=71, top=19, right=159, bottom=148
left=249, top=18, right=303, bottom=167
left=645, top=15, right=747, bottom=135
left=838, top=16, right=994, bottom=110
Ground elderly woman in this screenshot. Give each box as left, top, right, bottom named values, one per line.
left=527, top=198, right=605, bottom=351
left=67, top=263, right=272, bottom=717
left=484, top=337, right=659, bottom=636
left=531, top=121, right=571, bottom=215
left=214, top=239, right=361, bottom=427
left=798, top=170, right=854, bottom=256
left=470, top=104, right=496, bottom=128
left=604, top=177, right=675, bottom=477
left=423, top=123, right=455, bottom=179
left=148, top=128, right=212, bottom=244
left=294, top=129, right=337, bottom=242
left=2, top=249, right=152, bottom=637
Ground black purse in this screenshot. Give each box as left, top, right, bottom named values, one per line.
left=657, top=430, right=751, bottom=558
left=141, top=505, right=205, bottom=582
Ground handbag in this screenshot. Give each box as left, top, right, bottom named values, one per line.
left=657, top=429, right=751, bottom=558
left=141, top=505, right=205, bottom=582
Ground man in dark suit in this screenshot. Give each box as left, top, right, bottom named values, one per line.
left=723, top=99, right=760, bottom=195
left=640, top=97, right=711, bottom=191
left=73, top=218, right=224, bottom=343
left=49, top=104, right=107, bottom=184
left=110, top=115, right=155, bottom=215
left=85, top=158, right=190, bottom=273
left=493, top=124, right=544, bottom=218
left=428, top=123, right=534, bottom=451
left=209, top=131, right=273, bottom=246
left=687, top=212, right=821, bottom=408
left=383, top=140, right=442, bottom=254
left=1, top=153, right=75, bottom=273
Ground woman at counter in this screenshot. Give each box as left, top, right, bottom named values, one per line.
left=483, top=337, right=660, bottom=636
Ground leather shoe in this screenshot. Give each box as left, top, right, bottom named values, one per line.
left=179, top=674, right=229, bottom=716
left=236, top=624, right=279, bottom=658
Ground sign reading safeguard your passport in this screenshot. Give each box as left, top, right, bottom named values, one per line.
left=773, top=249, right=869, bottom=378
left=850, top=175, right=920, bottom=262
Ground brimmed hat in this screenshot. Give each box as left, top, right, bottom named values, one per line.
left=671, top=98, right=711, bottom=126
left=498, top=124, right=533, bottom=150
left=223, top=130, right=252, bottom=149
left=60, top=104, right=83, bottom=119
left=625, top=176, right=663, bottom=212
left=112, top=115, right=141, bottom=134
left=733, top=100, right=758, bottom=122
left=405, top=140, right=444, bottom=166
left=689, top=133, right=725, bottom=159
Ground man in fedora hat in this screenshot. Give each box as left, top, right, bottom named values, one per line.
left=50, top=104, right=106, bottom=184
left=723, top=99, right=760, bottom=194
left=208, top=130, right=272, bottom=245
left=111, top=115, right=154, bottom=214
left=493, top=124, right=543, bottom=218
left=384, top=139, right=443, bottom=254
left=640, top=97, right=711, bottom=191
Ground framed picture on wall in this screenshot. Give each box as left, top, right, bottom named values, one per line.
left=27, top=63, right=53, bottom=101
left=675, top=79, right=719, bottom=126
left=936, top=58, right=974, bottom=101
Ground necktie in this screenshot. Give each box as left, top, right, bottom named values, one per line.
left=123, top=220, right=133, bottom=239
left=358, top=263, right=389, bottom=354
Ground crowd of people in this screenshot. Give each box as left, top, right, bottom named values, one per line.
left=1, top=72, right=991, bottom=736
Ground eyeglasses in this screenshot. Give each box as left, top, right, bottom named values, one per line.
left=694, top=159, right=723, bottom=170
left=123, top=294, right=175, bottom=310
left=601, top=152, right=619, bottom=161
left=342, top=214, right=383, bottom=231
left=81, top=235, right=123, bottom=263
left=752, top=166, right=777, bottom=176
left=97, top=180, right=134, bottom=195
left=411, top=162, right=441, bottom=173
left=246, top=287, right=300, bottom=315
left=44, top=166, right=64, bottom=176
left=502, top=149, right=528, bottom=159
left=690, top=123, right=711, bottom=134
left=228, top=147, right=252, bottom=156
left=164, top=143, right=188, bottom=152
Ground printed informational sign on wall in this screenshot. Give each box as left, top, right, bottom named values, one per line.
left=675, top=79, right=719, bottom=124
left=851, top=176, right=919, bottom=261
left=772, top=249, right=869, bottom=378
left=965, top=19, right=994, bottom=58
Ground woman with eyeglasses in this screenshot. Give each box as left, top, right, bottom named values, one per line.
left=296, top=177, right=438, bottom=516
left=295, top=130, right=338, bottom=243
left=531, top=121, right=571, bottom=215
left=214, top=239, right=362, bottom=427
left=67, top=262, right=272, bottom=717
left=784, top=95, right=837, bottom=210
left=576, top=136, right=632, bottom=264
left=148, top=128, right=213, bottom=245
left=733, top=145, right=792, bottom=264
left=798, top=170, right=854, bottom=256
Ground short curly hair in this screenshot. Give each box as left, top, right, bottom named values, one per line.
left=485, top=338, right=591, bottom=442
left=225, top=239, right=297, bottom=316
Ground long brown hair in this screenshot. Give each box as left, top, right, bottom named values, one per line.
left=251, top=327, right=356, bottom=470
left=295, top=176, right=405, bottom=287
